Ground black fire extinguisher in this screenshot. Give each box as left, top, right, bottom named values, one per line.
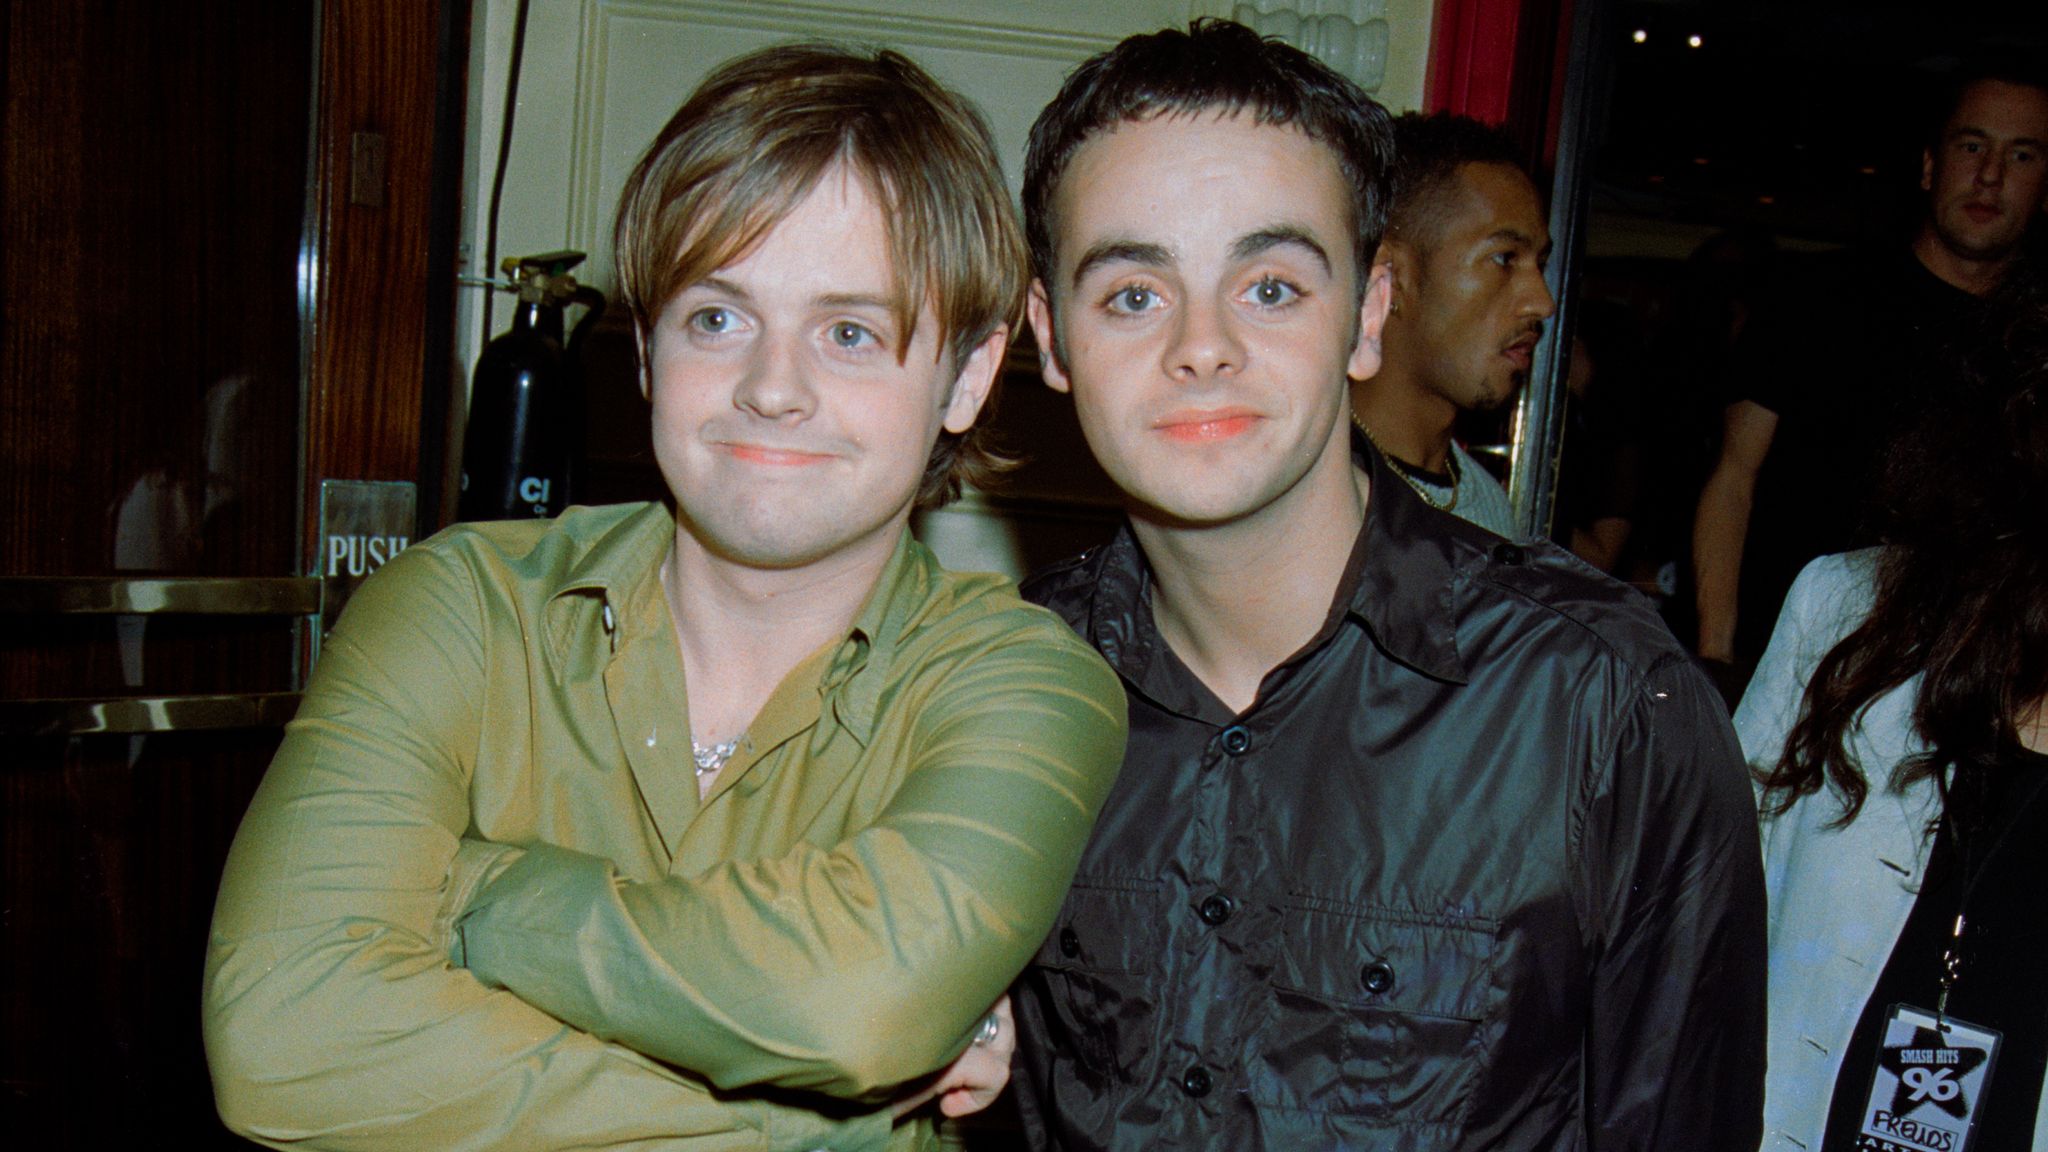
left=458, top=250, right=599, bottom=521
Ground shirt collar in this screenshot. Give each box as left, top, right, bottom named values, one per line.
left=1081, top=432, right=1472, bottom=691
left=541, top=502, right=932, bottom=747
left=540, top=501, right=674, bottom=673
left=823, top=527, right=936, bottom=745
left=1348, top=430, right=1471, bottom=685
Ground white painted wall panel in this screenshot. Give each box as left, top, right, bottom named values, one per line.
left=455, top=0, right=1438, bottom=578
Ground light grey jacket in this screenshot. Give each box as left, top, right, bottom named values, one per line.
left=1735, top=549, right=2048, bottom=1151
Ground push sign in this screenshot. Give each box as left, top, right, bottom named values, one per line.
left=317, top=479, right=417, bottom=650
left=1853, top=1005, right=2003, bottom=1152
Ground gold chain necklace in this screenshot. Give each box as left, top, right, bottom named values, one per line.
left=1351, top=415, right=1461, bottom=512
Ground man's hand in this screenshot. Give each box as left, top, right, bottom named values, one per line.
left=890, top=995, right=1015, bottom=1121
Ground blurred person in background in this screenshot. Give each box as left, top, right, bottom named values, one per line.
left=1354, top=111, right=1555, bottom=538
left=1693, top=61, right=2048, bottom=699
left=1740, top=264, right=2048, bottom=1151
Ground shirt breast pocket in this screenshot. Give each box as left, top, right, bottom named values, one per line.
left=1024, top=875, right=1165, bottom=1082
left=1249, top=898, right=1499, bottom=1134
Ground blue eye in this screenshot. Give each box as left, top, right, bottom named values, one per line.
left=1246, top=278, right=1300, bottom=307
left=1106, top=285, right=1158, bottom=313
left=690, top=307, right=734, bottom=333
left=829, top=321, right=876, bottom=349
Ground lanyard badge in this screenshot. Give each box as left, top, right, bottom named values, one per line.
left=1851, top=1003, right=2003, bottom=1152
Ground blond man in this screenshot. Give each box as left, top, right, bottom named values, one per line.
left=204, top=45, right=1125, bottom=1152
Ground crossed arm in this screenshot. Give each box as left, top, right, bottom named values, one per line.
left=203, top=543, right=1127, bottom=1151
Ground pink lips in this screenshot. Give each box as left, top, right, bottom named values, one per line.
left=1154, top=408, right=1262, bottom=442
left=722, top=442, right=833, bottom=466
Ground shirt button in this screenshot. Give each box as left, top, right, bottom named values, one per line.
left=1360, top=960, right=1397, bottom=996
left=1492, top=541, right=1526, bottom=566
left=1220, top=725, right=1252, bottom=755
left=1180, top=1065, right=1213, bottom=1097
left=1058, top=926, right=1080, bottom=958
left=1197, top=894, right=1235, bottom=926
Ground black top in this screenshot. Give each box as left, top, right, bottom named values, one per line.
left=1729, top=249, right=1983, bottom=664
left=1011, top=436, right=1767, bottom=1151
left=1822, top=751, right=2048, bottom=1152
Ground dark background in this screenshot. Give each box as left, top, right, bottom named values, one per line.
left=1597, top=0, right=2048, bottom=247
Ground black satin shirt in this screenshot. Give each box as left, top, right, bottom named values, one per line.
left=1012, top=440, right=1766, bottom=1151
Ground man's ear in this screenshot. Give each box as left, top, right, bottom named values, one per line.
left=1346, top=260, right=1395, bottom=381
left=1379, top=237, right=1419, bottom=313
left=1026, top=280, right=1073, bottom=395
left=1922, top=146, right=1936, bottom=193
left=941, top=324, right=1007, bottom=435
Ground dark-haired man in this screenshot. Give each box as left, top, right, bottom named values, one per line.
left=1353, top=112, right=1553, bottom=537
left=1011, top=19, right=1764, bottom=1151
left=203, top=45, right=1126, bottom=1152
left=1692, top=65, right=2048, bottom=684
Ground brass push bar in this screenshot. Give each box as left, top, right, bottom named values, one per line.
left=0, top=576, right=321, bottom=616
left=0, top=576, right=318, bottom=735
left=0, top=692, right=303, bottom=736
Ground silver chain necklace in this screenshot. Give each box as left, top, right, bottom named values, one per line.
left=691, top=739, right=741, bottom=777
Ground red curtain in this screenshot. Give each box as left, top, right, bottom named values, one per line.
left=1425, top=0, right=1574, bottom=171
left=1426, top=0, right=1525, bottom=123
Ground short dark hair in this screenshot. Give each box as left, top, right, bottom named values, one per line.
left=1926, top=51, right=2048, bottom=149
left=614, top=44, right=1025, bottom=510
left=1022, top=18, right=1394, bottom=294
left=1385, top=112, right=1527, bottom=251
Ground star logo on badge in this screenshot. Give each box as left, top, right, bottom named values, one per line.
left=1879, top=1025, right=1988, bottom=1120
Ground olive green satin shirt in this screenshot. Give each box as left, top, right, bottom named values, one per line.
left=203, top=501, right=1126, bottom=1152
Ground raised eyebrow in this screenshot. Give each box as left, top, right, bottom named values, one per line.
left=1070, top=240, right=1172, bottom=290
left=693, top=275, right=752, bottom=301
left=814, top=292, right=897, bottom=312
left=1230, top=227, right=1332, bottom=275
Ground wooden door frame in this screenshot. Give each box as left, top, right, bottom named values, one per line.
left=301, top=0, right=471, bottom=583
